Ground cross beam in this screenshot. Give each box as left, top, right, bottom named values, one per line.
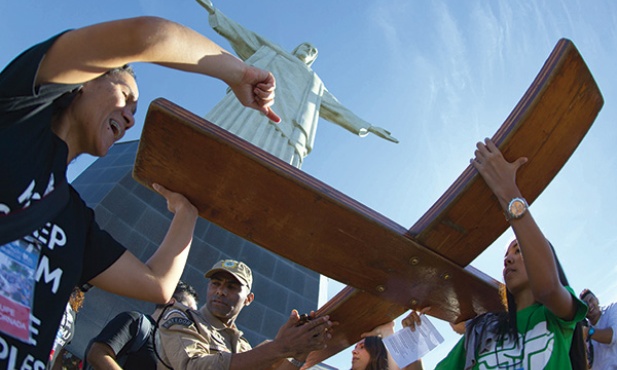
left=133, top=38, right=602, bottom=366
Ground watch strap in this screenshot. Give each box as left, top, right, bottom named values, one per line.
left=287, top=358, right=305, bottom=368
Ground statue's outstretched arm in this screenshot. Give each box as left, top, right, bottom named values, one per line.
left=320, top=90, right=398, bottom=143
left=196, top=0, right=215, bottom=14
left=196, top=0, right=276, bottom=61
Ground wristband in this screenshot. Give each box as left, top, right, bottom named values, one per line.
left=287, top=358, right=305, bottom=368
left=589, top=326, right=595, bottom=337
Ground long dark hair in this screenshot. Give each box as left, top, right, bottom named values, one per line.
left=355, top=336, right=389, bottom=370
left=467, top=240, right=586, bottom=369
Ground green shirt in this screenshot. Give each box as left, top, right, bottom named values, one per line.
left=436, top=287, right=587, bottom=369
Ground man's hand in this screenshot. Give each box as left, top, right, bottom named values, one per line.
left=273, top=310, right=332, bottom=359
left=368, top=126, right=399, bottom=143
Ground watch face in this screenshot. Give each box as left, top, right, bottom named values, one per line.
left=509, top=199, right=527, bottom=218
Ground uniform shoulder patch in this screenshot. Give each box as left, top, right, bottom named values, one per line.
left=162, top=316, right=194, bottom=329
left=161, top=308, right=194, bottom=329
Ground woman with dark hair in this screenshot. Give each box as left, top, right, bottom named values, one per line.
left=353, top=321, right=417, bottom=370
left=403, top=139, right=588, bottom=369
left=350, top=336, right=390, bottom=370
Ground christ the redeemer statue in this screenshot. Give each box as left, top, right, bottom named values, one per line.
left=198, top=0, right=398, bottom=168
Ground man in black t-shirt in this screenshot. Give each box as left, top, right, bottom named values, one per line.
left=87, top=312, right=157, bottom=370
left=84, top=281, right=198, bottom=370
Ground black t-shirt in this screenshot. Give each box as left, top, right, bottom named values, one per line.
left=0, top=33, right=126, bottom=367
left=87, top=311, right=157, bottom=370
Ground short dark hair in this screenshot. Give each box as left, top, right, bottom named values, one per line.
left=104, top=64, right=136, bottom=80
left=155, top=280, right=198, bottom=310
left=580, top=289, right=595, bottom=300
left=174, top=280, right=198, bottom=304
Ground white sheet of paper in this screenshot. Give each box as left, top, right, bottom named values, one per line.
left=382, top=315, right=445, bottom=368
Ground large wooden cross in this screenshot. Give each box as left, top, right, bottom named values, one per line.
left=133, top=39, right=602, bottom=366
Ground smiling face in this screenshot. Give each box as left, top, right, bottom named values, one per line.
left=350, top=339, right=370, bottom=370
left=582, top=293, right=601, bottom=323
left=503, top=240, right=530, bottom=295
left=206, top=272, right=253, bottom=325
left=69, top=70, right=138, bottom=157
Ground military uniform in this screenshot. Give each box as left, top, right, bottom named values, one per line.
left=157, top=301, right=252, bottom=370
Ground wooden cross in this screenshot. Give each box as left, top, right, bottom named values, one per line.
left=133, top=39, right=602, bottom=366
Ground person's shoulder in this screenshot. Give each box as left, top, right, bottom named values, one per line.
left=1, top=30, right=78, bottom=103
left=2, top=31, right=70, bottom=71
left=159, top=303, right=196, bottom=330
left=604, top=301, right=617, bottom=314
left=564, top=285, right=588, bottom=313
left=564, top=285, right=577, bottom=297
left=106, top=311, right=143, bottom=326
left=91, top=311, right=143, bottom=343
left=436, top=335, right=466, bottom=369
left=114, top=310, right=142, bottom=320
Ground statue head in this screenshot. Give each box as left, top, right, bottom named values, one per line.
left=292, top=42, right=318, bottom=67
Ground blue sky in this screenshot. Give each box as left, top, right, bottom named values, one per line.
left=2, top=1, right=616, bottom=368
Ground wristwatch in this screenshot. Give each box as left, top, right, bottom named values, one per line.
left=589, top=326, right=596, bottom=338
left=506, top=197, right=528, bottom=221
left=287, top=358, right=305, bottom=368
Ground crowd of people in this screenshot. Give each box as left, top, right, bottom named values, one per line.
left=1, top=3, right=614, bottom=370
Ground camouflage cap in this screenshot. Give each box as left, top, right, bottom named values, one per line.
left=205, top=259, right=253, bottom=290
